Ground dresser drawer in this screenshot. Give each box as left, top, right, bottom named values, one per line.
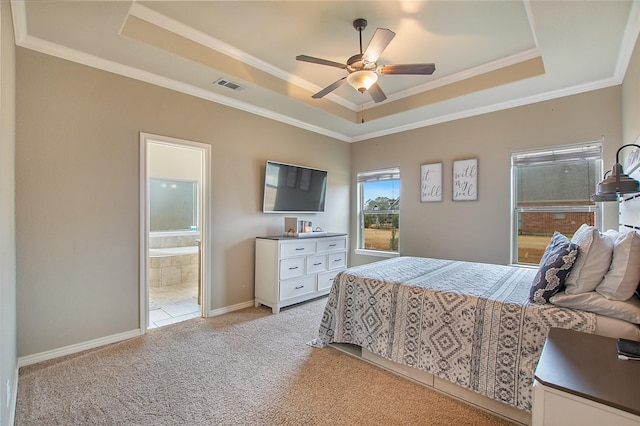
left=317, top=238, right=346, bottom=252
left=318, top=269, right=344, bottom=291
left=279, top=257, right=305, bottom=280
left=280, top=275, right=315, bottom=301
left=306, top=254, right=327, bottom=274
left=280, top=241, right=316, bottom=258
left=328, top=252, right=346, bottom=269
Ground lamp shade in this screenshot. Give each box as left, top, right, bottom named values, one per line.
left=347, top=70, right=378, bottom=93
left=592, top=144, right=640, bottom=201
left=596, top=163, right=640, bottom=195
left=590, top=192, right=618, bottom=202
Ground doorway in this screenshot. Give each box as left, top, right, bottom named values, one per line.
left=139, top=133, right=211, bottom=331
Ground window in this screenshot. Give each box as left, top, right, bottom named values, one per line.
left=357, top=167, right=400, bottom=254
left=511, top=142, right=602, bottom=265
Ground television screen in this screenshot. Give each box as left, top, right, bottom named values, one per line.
left=263, top=161, right=327, bottom=213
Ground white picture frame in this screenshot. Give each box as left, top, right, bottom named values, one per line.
left=453, top=158, right=478, bottom=201
left=420, top=162, right=442, bottom=202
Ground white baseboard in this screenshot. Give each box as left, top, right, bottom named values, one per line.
left=207, top=300, right=254, bottom=317
left=17, top=300, right=256, bottom=368
left=17, top=329, right=143, bottom=368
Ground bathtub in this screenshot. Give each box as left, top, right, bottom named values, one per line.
left=148, top=246, right=200, bottom=287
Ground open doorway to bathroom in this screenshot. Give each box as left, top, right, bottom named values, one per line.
left=139, top=133, right=211, bottom=330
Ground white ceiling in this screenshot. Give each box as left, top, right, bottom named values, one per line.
left=11, top=1, right=640, bottom=142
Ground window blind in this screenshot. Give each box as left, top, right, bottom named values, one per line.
left=357, top=167, right=400, bottom=183
left=512, top=143, right=602, bottom=167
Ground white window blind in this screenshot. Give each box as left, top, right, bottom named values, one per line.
left=512, top=143, right=602, bottom=167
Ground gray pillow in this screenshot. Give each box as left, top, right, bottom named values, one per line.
left=529, top=232, right=580, bottom=304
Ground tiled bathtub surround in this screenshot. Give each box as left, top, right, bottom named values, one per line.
left=148, top=246, right=199, bottom=288
left=149, top=233, right=199, bottom=249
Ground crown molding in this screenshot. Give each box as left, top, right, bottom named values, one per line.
left=10, top=0, right=638, bottom=144
left=126, top=2, right=358, bottom=112
left=352, top=76, right=620, bottom=143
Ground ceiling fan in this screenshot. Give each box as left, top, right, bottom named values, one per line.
left=296, top=18, right=436, bottom=103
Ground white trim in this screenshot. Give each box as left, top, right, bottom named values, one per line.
left=12, top=26, right=351, bottom=142
left=354, top=249, right=400, bottom=258
left=351, top=77, right=619, bottom=142
left=17, top=329, right=142, bottom=368
left=363, top=48, right=543, bottom=109
left=207, top=300, right=255, bottom=317
left=139, top=137, right=149, bottom=331
left=140, top=133, right=212, bottom=329
left=614, top=0, right=640, bottom=83
left=10, top=0, right=640, bottom=144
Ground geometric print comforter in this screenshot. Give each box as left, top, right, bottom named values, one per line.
left=314, top=257, right=596, bottom=412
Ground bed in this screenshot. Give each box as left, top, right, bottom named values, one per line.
left=313, top=196, right=640, bottom=424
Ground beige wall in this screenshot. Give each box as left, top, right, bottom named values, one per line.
left=13, top=37, right=633, bottom=360
left=15, top=48, right=350, bottom=357
left=0, top=2, right=16, bottom=423
left=350, top=87, right=622, bottom=267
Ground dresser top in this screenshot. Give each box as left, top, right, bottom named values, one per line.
left=257, top=233, right=346, bottom=241
left=534, top=328, right=640, bottom=416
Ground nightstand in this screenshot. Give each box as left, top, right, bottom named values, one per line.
left=532, top=328, right=640, bottom=426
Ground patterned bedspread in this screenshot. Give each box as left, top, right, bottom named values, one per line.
left=315, top=257, right=596, bottom=411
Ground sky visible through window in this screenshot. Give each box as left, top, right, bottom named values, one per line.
left=364, top=180, right=400, bottom=202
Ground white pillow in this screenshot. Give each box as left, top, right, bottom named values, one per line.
left=595, top=230, right=640, bottom=301
left=564, top=224, right=614, bottom=294
left=550, top=291, right=640, bottom=324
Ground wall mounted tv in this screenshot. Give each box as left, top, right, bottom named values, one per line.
left=262, top=160, right=327, bottom=213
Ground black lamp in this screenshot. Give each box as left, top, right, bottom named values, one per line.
left=591, top=144, right=640, bottom=201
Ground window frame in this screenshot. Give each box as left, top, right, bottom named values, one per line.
left=355, top=167, right=401, bottom=257
left=510, top=142, right=603, bottom=265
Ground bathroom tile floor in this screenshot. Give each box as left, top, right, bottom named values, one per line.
left=148, top=282, right=200, bottom=329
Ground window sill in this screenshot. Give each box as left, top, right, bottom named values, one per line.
left=354, top=249, right=400, bottom=258
left=509, top=263, right=538, bottom=269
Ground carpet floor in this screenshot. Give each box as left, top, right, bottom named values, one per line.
left=15, top=297, right=513, bottom=425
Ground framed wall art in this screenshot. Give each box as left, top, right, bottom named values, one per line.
left=453, top=158, right=478, bottom=201
left=420, top=162, right=442, bottom=202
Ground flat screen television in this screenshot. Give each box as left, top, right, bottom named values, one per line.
left=262, top=160, right=327, bottom=213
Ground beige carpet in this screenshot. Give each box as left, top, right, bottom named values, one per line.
left=16, top=297, right=512, bottom=425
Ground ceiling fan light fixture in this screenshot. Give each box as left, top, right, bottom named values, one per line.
left=347, top=70, right=378, bottom=93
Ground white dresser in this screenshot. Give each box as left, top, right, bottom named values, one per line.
left=254, top=233, right=347, bottom=314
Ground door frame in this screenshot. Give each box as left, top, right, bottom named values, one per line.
left=139, top=132, right=212, bottom=331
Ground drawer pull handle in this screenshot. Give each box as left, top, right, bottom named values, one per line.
left=329, top=244, right=336, bottom=247
left=313, top=262, right=322, bottom=266
left=334, top=258, right=343, bottom=262
left=289, top=266, right=299, bottom=270
left=295, top=248, right=305, bottom=251
left=295, top=285, right=304, bottom=289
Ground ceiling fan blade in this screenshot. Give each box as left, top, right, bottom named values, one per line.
left=368, top=83, right=387, bottom=103
left=312, top=77, right=347, bottom=99
left=362, top=28, right=395, bottom=63
left=296, top=55, right=346, bottom=69
left=378, top=63, right=436, bottom=75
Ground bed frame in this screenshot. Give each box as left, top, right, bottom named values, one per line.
left=331, top=342, right=530, bottom=425
left=330, top=161, right=640, bottom=426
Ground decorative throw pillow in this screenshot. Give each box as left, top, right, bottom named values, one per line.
left=550, top=291, right=640, bottom=324
left=596, top=230, right=640, bottom=301
left=564, top=224, right=613, bottom=294
left=529, top=232, right=580, bottom=304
